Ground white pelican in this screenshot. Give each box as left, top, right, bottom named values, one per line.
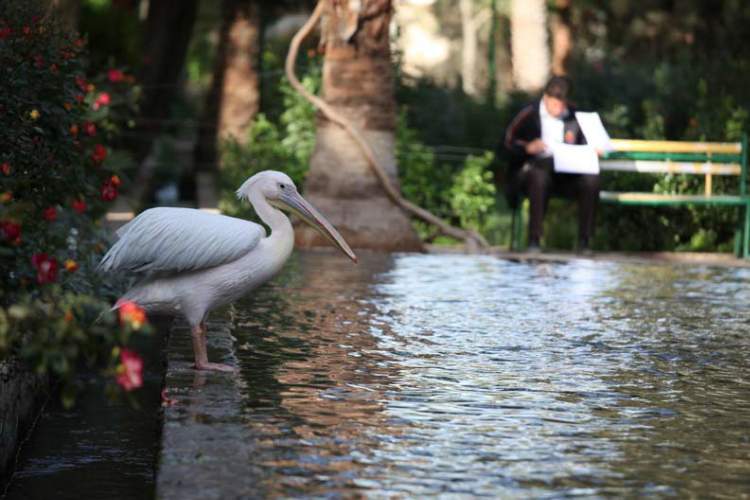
left=100, top=170, right=357, bottom=371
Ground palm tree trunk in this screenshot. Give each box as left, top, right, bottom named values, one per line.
left=550, top=0, right=572, bottom=76
left=297, top=0, right=422, bottom=251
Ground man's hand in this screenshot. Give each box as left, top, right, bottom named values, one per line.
left=525, top=139, right=547, bottom=155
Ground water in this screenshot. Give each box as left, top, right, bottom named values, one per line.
left=4, top=326, right=166, bottom=500
left=230, top=251, right=750, bottom=497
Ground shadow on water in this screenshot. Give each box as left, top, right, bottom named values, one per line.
left=230, top=252, right=750, bottom=497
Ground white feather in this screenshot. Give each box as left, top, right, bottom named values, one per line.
left=99, top=207, right=265, bottom=274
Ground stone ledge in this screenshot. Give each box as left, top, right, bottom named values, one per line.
left=0, top=359, right=48, bottom=487
left=156, top=309, right=262, bottom=499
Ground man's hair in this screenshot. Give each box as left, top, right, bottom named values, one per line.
left=543, top=76, right=572, bottom=101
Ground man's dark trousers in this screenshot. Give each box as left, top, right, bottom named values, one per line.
left=515, top=157, right=600, bottom=248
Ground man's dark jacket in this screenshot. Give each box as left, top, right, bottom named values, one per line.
left=501, top=100, right=586, bottom=208
left=504, top=100, right=587, bottom=172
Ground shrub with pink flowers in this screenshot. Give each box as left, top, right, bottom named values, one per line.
left=0, top=1, right=145, bottom=405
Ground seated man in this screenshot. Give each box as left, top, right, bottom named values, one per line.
left=503, top=76, right=600, bottom=251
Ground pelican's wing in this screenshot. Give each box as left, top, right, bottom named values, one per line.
left=99, top=207, right=264, bottom=274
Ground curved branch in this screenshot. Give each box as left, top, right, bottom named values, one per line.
left=285, top=0, right=488, bottom=250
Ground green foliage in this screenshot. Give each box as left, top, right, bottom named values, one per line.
left=219, top=68, right=320, bottom=219
left=397, top=117, right=502, bottom=243
left=449, top=152, right=497, bottom=231
left=0, top=0, right=146, bottom=404
left=396, top=111, right=453, bottom=222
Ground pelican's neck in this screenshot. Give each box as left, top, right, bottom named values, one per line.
left=249, top=190, right=292, bottom=236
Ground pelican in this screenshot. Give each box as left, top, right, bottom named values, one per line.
left=99, top=170, right=357, bottom=372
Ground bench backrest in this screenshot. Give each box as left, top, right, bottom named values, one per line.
left=600, top=136, right=748, bottom=196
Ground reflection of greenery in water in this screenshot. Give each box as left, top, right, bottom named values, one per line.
left=231, top=253, right=750, bottom=497
left=6, top=327, right=166, bottom=500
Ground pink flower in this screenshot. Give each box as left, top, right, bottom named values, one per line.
left=116, top=349, right=143, bottom=391
left=1, top=220, right=21, bottom=243
left=31, top=253, right=58, bottom=284
left=107, top=69, right=124, bottom=82
left=100, top=180, right=118, bottom=201
left=42, top=206, right=57, bottom=221
left=92, top=92, right=110, bottom=110
left=75, top=75, right=87, bottom=92
left=83, top=121, right=96, bottom=136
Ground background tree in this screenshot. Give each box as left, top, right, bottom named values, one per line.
left=510, top=0, right=549, bottom=91
left=550, top=0, right=572, bottom=76
left=194, top=0, right=261, bottom=172
left=296, top=0, right=422, bottom=251
left=131, top=0, right=198, bottom=164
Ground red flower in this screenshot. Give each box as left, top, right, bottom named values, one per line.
left=75, top=75, right=87, bottom=92
left=101, top=180, right=118, bottom=201
left=116, top=349, right=143, bottom=391
left=1, top=220, right=21, bottom=243
left=69, top=123, right=79, bottom=136
left=92, top=92, right=110, bottom=110
left=42, top=206, right=57, bottom=221
left=108, top=69, right=124, bottom=82
left=0, top=27, right=11, bottom=39
left=31, top=253, right=58, bottom=284
left=1, top=162, right=10, bottom=175
left=91, top=144, right=107, bottom=164
left=34, top=55, right=44, bottom=68
left=72, top=198, right=87, bottom=214
left=118, top=300, right=147, bottom=329
left=83, top=121, right=96, bottom=136
left=110, top=174, right=122, bottom=187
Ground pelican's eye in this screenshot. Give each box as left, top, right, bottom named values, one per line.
left=279, top=183, right=286, bottom=190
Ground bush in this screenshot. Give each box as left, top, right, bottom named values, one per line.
left=0, top=1, right=146, bottom=405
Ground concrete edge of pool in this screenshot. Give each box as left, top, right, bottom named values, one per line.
left=156, top=310, right=262, bottom=500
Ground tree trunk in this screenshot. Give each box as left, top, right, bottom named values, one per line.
left=459, top=0, right=490, bottom=98
left=296, top=0, right=422, bottom=252
left=194, top=0, right=261, bottom=172
left=510, top=0, right=550, bottom=92
left=550, top=0, right=572, bottom=76
left=131, top=0, right=198, bottom=164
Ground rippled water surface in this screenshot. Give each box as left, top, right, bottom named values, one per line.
left=232, top=251, right=750, bottom=498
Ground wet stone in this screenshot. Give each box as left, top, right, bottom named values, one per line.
left=156, top=312, right=263, bottom=499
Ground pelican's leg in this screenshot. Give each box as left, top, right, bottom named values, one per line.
left=191, top=321, right=235, bottom=372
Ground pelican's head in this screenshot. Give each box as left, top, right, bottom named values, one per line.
left=237, top=170, right=357, bottom=262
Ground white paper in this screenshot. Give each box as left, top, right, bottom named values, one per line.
left=552, top=143, right=600, bottom=174
left=575, top=112, right=615, bottom=153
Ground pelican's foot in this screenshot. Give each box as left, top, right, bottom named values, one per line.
left=194, top=361, right=236, bottom=372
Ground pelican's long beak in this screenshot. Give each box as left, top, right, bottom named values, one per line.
left=275, top=190, right=357, bottom=262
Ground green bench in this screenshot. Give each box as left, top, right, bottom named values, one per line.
left=510, top=135, right=750, bottom=257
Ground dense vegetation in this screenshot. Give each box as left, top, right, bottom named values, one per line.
left=0, top=1, right=148, bottom=404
